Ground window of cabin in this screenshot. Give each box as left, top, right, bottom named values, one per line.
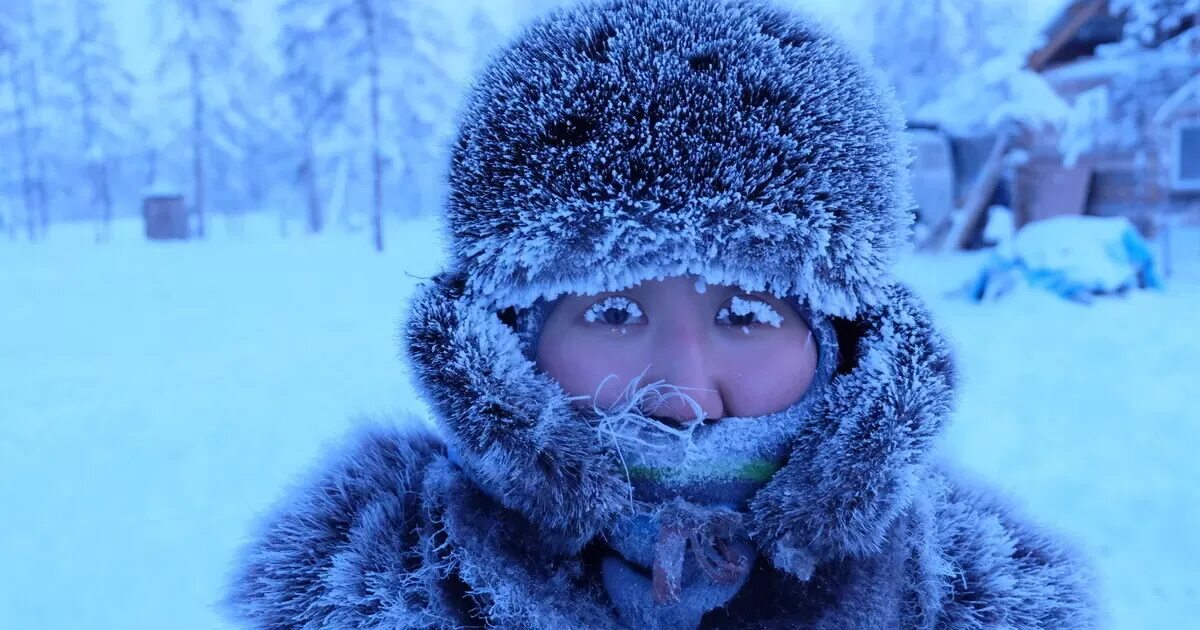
left=1172, top=120, right=1200, bottom=191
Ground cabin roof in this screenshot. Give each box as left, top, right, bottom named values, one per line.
left=1027, top=0, right=1197, bottom=72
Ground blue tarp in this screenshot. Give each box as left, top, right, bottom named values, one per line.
left=959, top=216, right=1163, bottom=304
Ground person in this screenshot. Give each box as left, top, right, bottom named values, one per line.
left=224, top=0, right=1097, bottom=627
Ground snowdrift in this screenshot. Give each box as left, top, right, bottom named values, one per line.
left=959, top=215, right=1163, bottom=303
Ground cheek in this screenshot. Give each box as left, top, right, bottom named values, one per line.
left=719, top=330, right=819, bottom=416
left=536, top=331, right=648, bottom=406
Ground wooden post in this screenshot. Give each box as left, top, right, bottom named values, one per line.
left=942, top=129, right=1014, bottom=252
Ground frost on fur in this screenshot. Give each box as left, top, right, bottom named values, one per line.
left=750, top=285, right=958, bottom=567
left=404, top=272, right=633, bottom=553
left=445, top=0, right=913, bottom=318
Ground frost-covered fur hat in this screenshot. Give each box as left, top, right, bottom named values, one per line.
left=449, top=0, right=912, bottom=317
left=406, top=0, right=945, bottom=563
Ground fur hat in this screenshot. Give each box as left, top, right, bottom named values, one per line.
left=446, top=0, right=912, bottom=317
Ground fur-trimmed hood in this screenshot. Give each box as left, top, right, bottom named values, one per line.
left=404, top=270, right=956, bottom=573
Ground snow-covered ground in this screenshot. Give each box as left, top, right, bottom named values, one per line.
left=897, top=228, right=1200, bottom=630
left=1, top=214, right=1196, bottom=629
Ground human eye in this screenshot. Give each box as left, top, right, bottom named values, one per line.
left=584, top=295, right=646, bottom=326
left=715, top=295, right=784, bottom=329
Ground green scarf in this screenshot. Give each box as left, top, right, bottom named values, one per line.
left=597, top=384, right=825, bottom=629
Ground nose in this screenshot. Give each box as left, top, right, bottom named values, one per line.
left=641, top=324, right=724, bottom=425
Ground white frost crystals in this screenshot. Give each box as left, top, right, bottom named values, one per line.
left=584, top=296, right=644, bottom=324
left=716, top=296, right=784, bottom=329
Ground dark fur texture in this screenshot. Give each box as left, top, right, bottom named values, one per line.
left=225, top=0, right=1097, bottom=626
left=447, top=0, right=912, bottom=317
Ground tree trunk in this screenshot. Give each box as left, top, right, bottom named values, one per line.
left=97, top=160, right=113, bottom=241
left=29, top=71, right=48, bottom=238
left=76, top=11, right=111, bottom=243
left=188, top=0, right=206, bottom=239
left=361, top=0, right=384, bottom=252
left=24, top=0, right=48, bottom=238
left=303, top=128, right=323, bottom=233
left=7, top=52, right=36, bottom=241
left=190, top=54, right=205, bottom=239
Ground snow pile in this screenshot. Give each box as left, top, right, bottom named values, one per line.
left=916, top=53, right=1070, bottom=136
left=1014, top=216, right=1160, bottom=291
left=959, top=215, right=1162, bottom=303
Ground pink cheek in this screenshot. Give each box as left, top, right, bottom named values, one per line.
left=718, top=335, right=818, bottom=416
left=547, top=332, right=646, bottom=406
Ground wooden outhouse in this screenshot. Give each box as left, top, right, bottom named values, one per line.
left=142, top=194, right=190, bottom=241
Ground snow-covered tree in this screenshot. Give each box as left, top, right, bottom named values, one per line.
left=66, top=0, right=135, bottom=241
left=467, top=7, right=503, bottom=71
left=379, top=2, right=459, bottom=222
left=0, top=11, right=22, bottom=240
left=1113, top=0, right=1200, bottom=46
left=275, top=0, right=459, bottom=251
left=209, top=33, right=284, bottom=227
left=1056, top=0, right=1198, bottom=162
left=155, top=0, right=265, bottom=239
left=867, top=0, right=1019, bottom=117
left=0, top=0, right=58, bottom=241
left=279, top=0, right=349, bottom=234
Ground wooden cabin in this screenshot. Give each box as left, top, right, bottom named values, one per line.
left=1014, top=0, right=1200, bottom=235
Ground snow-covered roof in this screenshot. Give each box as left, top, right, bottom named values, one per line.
left=1044, top=15, right=1200, bottom=88
left=1027, top=0, right=1113, bottom=71
left=1030, top=0, right=1199, bottom=72
left=915, top=53, right=1071, bottom=136
left=142, top=181, right=185, bottom=198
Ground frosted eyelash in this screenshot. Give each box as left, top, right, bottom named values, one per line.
left=584, top=296, right=643, bottom=323
left=716, top=296, right=784, bottom=328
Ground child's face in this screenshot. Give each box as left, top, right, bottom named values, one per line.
left=535, top=275, right=818, bottom=425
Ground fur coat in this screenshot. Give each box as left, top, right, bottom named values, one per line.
left=225, top=0, right=1097, bottom=627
